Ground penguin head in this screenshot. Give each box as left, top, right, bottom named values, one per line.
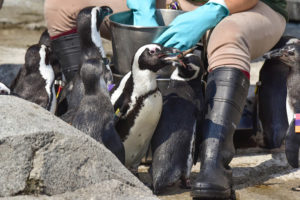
left=276, top=40, right=300, bottom=68
left=38, top=29, right=51, bottom=48
left=24, top=44, right=51, bottom=74
left=39, top=29, right=62, bottom=80
left=80, top=58, right=105, bottom=94
left=170, top=53, right=204, bottom=81
left=263, top=38, right=300, bottom=68
left=133, top=43, right=179, bottom=73
left=0, top=82, right=10, bottom=95
left=77, top=6, right=113, bottom=48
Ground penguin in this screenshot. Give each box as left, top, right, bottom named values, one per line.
left=77, top=5, right=114, bottom=84
left=264, top=38, right=300, bottom=167
left=149, top=54, right=205, bottom=194
left=0, top=64, right=22, bottom=90
left=257, top=36, right=294, bottom=148
left=59, top=6, right=113, bottom=122
left=38, top=29, right=62, bottom=81
left=110, top=43, right=179, bottom=169
left=0, top=82, right=10, bottom=95
left=39, top=29, right=51, bottom=47
left=12, top=44, right=56, bottom=113
left=72, top=58, right=125, bottom=164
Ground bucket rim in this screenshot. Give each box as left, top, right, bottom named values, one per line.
left=108, top=9, right=185, bottom=29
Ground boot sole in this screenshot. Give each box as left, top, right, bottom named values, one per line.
left=190, top=188, right=231, bottom=199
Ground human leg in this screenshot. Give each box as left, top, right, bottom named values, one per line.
left=44, top=0, right=128, bottom=82
left=44, top=0, right=128, bottom=37
left=191, top=2, right=285, bottom=199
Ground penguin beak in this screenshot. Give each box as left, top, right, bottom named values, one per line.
left=158, top=47, right=180, bottom=58
left=158, top=47, right=181, bottom=66
left=263, top=48, right=283, bottom=59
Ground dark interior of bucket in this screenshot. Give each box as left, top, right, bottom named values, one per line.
left=109, top=11, right=133, bottom=25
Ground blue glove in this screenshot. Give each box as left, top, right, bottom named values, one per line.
left=154, top=0, right=229, bottom=50
left=127, top=0, right=158, bottom=26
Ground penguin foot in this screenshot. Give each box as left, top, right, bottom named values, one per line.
left=180, top=177, right=191, bottom=189
left=129, top=167, right=140, bottom=178
left=192, top=189, right=235, bottom=200
left=291, top=185, right=300, bottom=191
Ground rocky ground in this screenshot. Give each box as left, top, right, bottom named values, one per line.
left=1, top=1, right=300, bottom=200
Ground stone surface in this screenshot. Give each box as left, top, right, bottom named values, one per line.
left=138, top=148, right=300, bottom=200
left=0, top=96, right=157, bottom=199
left=1, top=180, right=158, bottom=200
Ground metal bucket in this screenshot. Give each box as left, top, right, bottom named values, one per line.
left=107, top=9, right=184, bottom=76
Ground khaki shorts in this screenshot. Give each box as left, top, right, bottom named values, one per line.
left=44, top=0, right=204, bottom=37
left=44, top=0, right=286, bottom=71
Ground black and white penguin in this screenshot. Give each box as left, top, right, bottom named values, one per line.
left=59, top=6, right=112, bottom=122
left=12, top=44, right=56, bottom=113
left=72, top=58, right=125, bottom=164
left=0, top=82, right=10, bottom=95
left=38, top=29, right=62, bottom=81
left=264, top=38, right=300, bottom=167
left=110, top=43, right=179, bottom=169
left=0, top=64, right=22, bottom=90
left=258, top=36, right=294, bottom=148
left=77, top=5, right=113, bottom=84
left=150, top=54, right=205, bottom=194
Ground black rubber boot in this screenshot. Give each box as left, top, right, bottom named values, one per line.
left=51, top=33, right=81, bottom=83
left=191, top=67, right=249, bottom=199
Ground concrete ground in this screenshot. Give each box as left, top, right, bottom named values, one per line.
left=1, top=1, right=300, bottom=199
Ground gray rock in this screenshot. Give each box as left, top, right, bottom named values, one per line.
left=0, top=180, right=159, bottom=200
left=0, top=95, right=157, bottom=199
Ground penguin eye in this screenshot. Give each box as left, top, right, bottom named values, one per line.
left=149, top=47, right=160, bottom=55
left=186, top=65, right=194, bottom=71
left=288, top=48, right=295, bottom=56
left=149, top=50, right=156, bottom=55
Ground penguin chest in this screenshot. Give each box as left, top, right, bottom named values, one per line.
left=124, top=91, right=162, bottom=167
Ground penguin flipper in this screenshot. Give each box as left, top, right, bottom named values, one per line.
left=102, top=121, right=125, bottom=164
left=285, top=119, right=300, bottom=168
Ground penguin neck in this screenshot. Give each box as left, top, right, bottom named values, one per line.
left=85, top=78, right=108, bottom=96
left=90, top=7, right=106, bottom=59
left=289, top=63, right=300, bottom=74
left=90, top=28, right=106, bottom=58
left=84, top=82, right=99, bottom=95
left=287, top=65, right=300, bottom=113
left=81, top=46, right=101, bottom=61
left=131, top=63, right=158, bottom=96
left=170, top=67, right=201, bottom=82
left=38, top=48, right=55, bottom=98
left=287, top=64, right=300, bottom=83
left=80, top=39, right=97, bottom=52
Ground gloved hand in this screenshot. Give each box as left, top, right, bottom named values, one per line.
left=154, top=0, right=229, bottom=50
left=127, top=0, right=158, bottom=26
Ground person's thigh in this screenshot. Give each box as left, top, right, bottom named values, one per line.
left=45, top=0, right=128, bottom=37
left=206, top=1, right=286, bottom=72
